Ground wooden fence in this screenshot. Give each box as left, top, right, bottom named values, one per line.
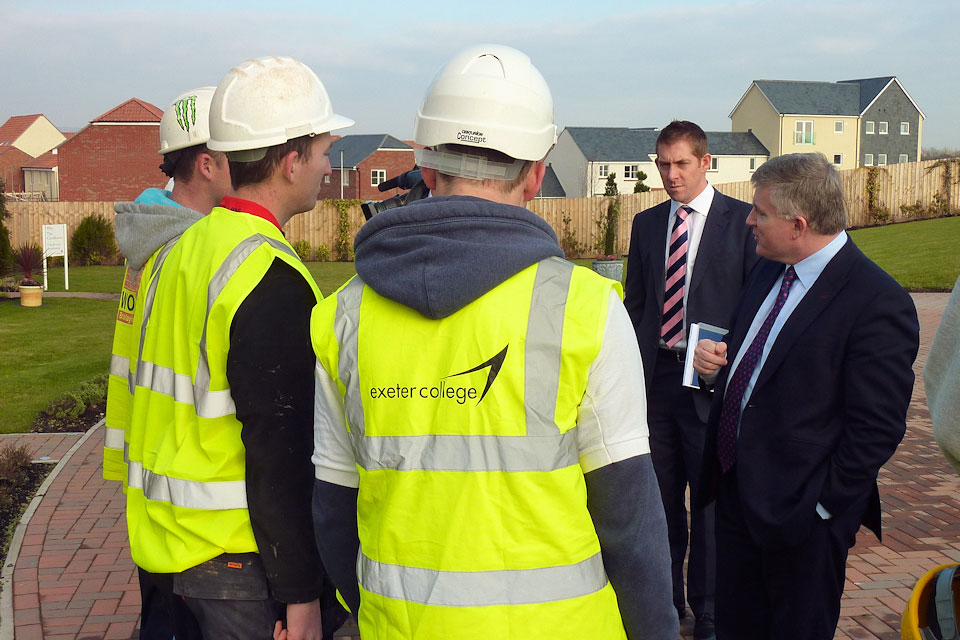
left=7, top=159, right=958, bottom=259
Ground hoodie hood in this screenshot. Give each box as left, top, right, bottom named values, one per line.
left=354, top=195, right=564, bottom=319
left=114, top=188, right=205, bottom=270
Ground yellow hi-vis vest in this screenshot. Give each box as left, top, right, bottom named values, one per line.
left=104, top=263, right=143, bottom=483
left=115, top=206, right=320, bottom=574
left=311, top=257, right=628, bottom=640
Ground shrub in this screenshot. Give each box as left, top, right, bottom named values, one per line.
left=314, top=243, right=331, bottom=262
left=559, top=214, right=585, bottom=259
left=34, top=375, right=108, bottom=431
left=0, top=444, right=32, bottom=491
left=292, top=239, right=312, bottom=261
left=70, top=214, right=117, bottom=266
left=0, top=181, right=11, bottom=278
left=11, top=243, right=43, bottom=285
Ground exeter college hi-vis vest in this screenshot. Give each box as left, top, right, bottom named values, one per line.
left=112, top=207, right=320, bottom=574
left=312, top=256, right=628, bottom=640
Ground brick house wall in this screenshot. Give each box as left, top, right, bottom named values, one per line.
left=58, top=123, right=165, bottom=201
left=0, top=147, right=32, bottom=192
left=317, top=148, right=416, bottom=202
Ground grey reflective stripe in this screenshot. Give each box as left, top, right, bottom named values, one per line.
left=334, top=260, right=579, bottom=473
left=525, top=257, right=573, bottom=437
left=104, top=426, right=125, bottom=449
left=127, top=459, right=247, bottom=510
left=356, top=430, right=578, bottom=473
left=135, top=359, right=236, bottom=419
left=359, top=551, right=607, bottom=606
left=335, top=278, right=366, bottom=440
left=134, top=239, right=180, bottom=395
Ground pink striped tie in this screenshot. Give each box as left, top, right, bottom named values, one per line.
left=661, top=206, right=691, bottom=348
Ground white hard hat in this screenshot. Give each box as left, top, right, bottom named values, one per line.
left=413, top=44, right=557, bottom=167
left=158, top=87, right=216, bottom=155
left=207, top=56, right=354, bottom=161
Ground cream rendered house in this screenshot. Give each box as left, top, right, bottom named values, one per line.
left=0, top=114, right=66, bottom=158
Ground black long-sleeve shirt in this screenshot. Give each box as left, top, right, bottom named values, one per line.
left=226, top=259, right=322, bottom=604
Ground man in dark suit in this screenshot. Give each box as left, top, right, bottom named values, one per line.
left=693, top=152, right=920, bottom=640
left=623, top=120, right=756, bottom=638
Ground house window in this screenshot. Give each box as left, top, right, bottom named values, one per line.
left=835, top=121, right=844, bottom=133
left=879, top=121, right=888, bottom=135
left=341, top=171, right=350, bottom=186
left=794, top=120, right=814, bottom=145
left=324, top=175, right=330, bottom=184
left=878, top=154, right=887, bottom=166
left=598, top=164, right=609, bottom=178
left=710, top=157, right=719, bottom=171
left=899, top=154, right=909, bottom=164
left=624, top=164, right=638, bottom=179
left=864, top=154, right=874, bottom=166
left=865, top=121, right=875, bottom=135
left=900, top=122, right=910, bottom=135
left=833, top=154, right=842, bottom=166
left=371, top=169, right=386, bottom=186
left=749, top=157, right=757, bottom=171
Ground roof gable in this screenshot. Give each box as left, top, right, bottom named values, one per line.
left=706, top=132, right=769, bottom=156
left=538, top=165, right=566, bottom=198
left=753, top=80, right=861, bottom=116
left=92, top=98, right=163, bottom=123
left=21, top=149, right=58, bottom=169
left=564, top=127, right=661, bottom=162
left=838, top=76, right=894, bottom=112
left=329, top=134, right=412, bottom=168
left=0, top=114, right=43, bottom=145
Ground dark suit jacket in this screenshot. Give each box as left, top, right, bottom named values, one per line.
left=700, top=240, right=920, bottom=548
left=623, top=191, right=757, bottom=420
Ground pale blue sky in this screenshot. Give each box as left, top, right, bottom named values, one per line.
left=2, top=0, right=958, bottom=147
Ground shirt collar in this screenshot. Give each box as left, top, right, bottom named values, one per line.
left=792, top=231, right=848, bottom=289
left=220, top=196, right=282, bottom=231
left=671, top=182, right=715, bottom=218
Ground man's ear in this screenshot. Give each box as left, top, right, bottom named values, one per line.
left=522, top=160, right=547, bottom=202
left=280, top=150, right=300, bottom=183
left=793, top=215, right=809, bottom=238
left=421, top=166, right=438, bottom=191
left=699, top=153, right=712, bottom=173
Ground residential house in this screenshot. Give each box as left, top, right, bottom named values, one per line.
left=22, top=149, right=61, bottom=201
left=319, top=134, right=417, bottom=202
left=58, top=98, right=165, bottom=201
left=0, top=114, right=66, bottom=158
left=548, top=127, right=769, bottom=198
left=730, top=77, right=923, bottom=169
left=0, top=146, right=32, bottom=193
left=537, top=164, right=566, bottom=198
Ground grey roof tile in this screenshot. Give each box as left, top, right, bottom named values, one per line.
left=539, top=165, right=566, bottom=197
left=564, top=127, right=767, bottom=160
left=329, top=134, right=411, bottom=168
left=753, top=80, right=861, bottom=115
left=838, top=76, right=895, bottom=112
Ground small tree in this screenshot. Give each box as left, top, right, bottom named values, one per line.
left=0, top=179, right=12, bottom=277
left=595, top=173, right=620, bottom=256
left=70, top=214, right=117, bottom=265
left=603, top=173, right=618, bottom=196
left=633, top=170, right=651, bottom=193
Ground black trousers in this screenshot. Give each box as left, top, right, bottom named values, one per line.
left=715, top=469, right=856, bottom=640
left=647, top=351, right=716, bottom=617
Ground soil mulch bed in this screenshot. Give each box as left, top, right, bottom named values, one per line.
left=31, top=401, right=105, bottom=433
left=0, top=462, right=52, bottom=565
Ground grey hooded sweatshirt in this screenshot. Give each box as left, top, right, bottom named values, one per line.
left=314, top=195, right=677, bottom=639
left=114, top=188, right=203, bottom=270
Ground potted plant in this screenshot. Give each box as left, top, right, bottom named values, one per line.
left=12, top=243, right=44, bottom=307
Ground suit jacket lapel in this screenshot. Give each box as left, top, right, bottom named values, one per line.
left=687, top=193, right=732, bottom=300
left=652, top=202, right=670, bottom=310
left=753, top=240, right=859, bottom=391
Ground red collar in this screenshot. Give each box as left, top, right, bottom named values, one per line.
left=220, top=196, right=282, bottom=231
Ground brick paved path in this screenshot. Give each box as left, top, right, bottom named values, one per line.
left=2, top=292, right=952, bottom=639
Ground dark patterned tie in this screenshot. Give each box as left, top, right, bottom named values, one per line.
left=716, top=266, right=798, bottom=473
left=661, top=206, right=691, bottom=348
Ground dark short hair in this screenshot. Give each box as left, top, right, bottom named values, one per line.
left=161, top=144, right=221, bottom=184
left=228, top=135, right=316, bottom=191
left=656, top=120, right=708, bottom=159
left=751, top=153, right=846, bottom=235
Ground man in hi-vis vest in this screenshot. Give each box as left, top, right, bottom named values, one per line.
left=108, top=57, right=352, bottom=640
left=309, top=44, right=677, bottom=639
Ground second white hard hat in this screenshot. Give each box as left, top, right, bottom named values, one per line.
left=207, top=56, right=354, bottom=161
left=413, top=44, right=557, bottom=163
left=159, top=87, right=216, bottom=155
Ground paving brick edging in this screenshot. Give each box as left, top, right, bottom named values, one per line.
left=0, top=422, right=104, bottom=640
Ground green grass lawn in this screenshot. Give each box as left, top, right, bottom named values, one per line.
left=0, top=217, right=953, bottom=434
left=849, top=216, right=960, bottom=291
left=0, top=297, right=115, bottom=434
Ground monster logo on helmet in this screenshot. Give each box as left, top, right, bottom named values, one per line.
left=158, top=86, right=216, bottom=156
left=173, top=95, right=198, bottom=133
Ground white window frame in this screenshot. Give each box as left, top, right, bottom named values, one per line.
left=709, top=157, right=719, bottom=171
left=624, top=164, right=638, bottom=179
left=598, top=164, right=609, bottom=178
left=864, top=153, right=874, bottom=166
left=898, top=154, right=908, bottom=164
left=865, top=121, right=875, bottom=135
left=324, top=175, right=330, bottom=184
left=794, top=120, right=814, bottom=145
left=371, top=169, right=386, bottom=187
left=749, top=157, right=757, bottom=171
left=834, top=121, right=844, bottom=134
left=900, top=122, right=910, bottom=135
left=879, top=121, right=888, bottom=135
left=833, top=154, right=842, bottom=166
left=878, top=154, right=887, bottom=166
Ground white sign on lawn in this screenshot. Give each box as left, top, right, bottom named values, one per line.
left=42, top=223, right=68, bottom=291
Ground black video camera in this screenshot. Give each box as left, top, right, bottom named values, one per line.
left=360, top=168, right=429, bottom=220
